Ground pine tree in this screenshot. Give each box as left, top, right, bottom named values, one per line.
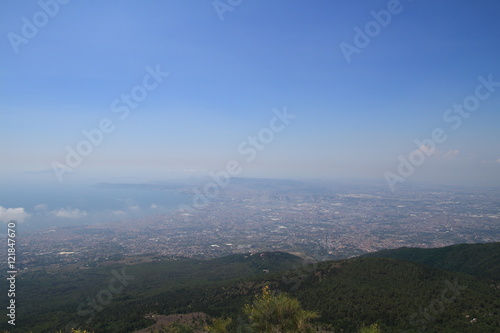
left=243, top=286, right=319, bottom=333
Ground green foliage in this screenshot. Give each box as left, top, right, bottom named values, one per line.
left=0, top=252, right=301, bottom=332
left=359, top=323, right=381, bottom=333
left=3, top=244, right=500, bottom=332
left=243, top=286, right=319, bottom=333
left=282, top=258, right=500, bottom=332
left=206, top=317, right=232, bottom=333
left=363, top=242, right=500, bottom=281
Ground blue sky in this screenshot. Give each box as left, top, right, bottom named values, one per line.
left=1, top=0, right=500, bottom=192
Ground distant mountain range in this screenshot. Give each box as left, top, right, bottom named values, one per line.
left=2, top=243, right=499, bottom=332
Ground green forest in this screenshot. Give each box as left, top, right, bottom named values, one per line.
left=1, top=243, right=499, bottom=332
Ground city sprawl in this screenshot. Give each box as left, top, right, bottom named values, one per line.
left=7, top=179, right=500, bottom=271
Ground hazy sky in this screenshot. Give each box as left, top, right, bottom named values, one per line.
left=1, top=0, right=500, bottom=188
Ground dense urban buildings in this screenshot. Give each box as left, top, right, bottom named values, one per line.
left=10, top=179, right=500, bottom=271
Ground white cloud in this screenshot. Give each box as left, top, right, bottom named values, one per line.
left=110, top=210, right=126, bottom=216
left=150, top=204, right=158, bottom=209
left=34, top=204, right=48, bottom=211
left=51, top=207, right=87, bottom=219
left=0, top=206, right=30, bottom=223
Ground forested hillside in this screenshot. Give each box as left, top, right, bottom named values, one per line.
left=2, top=244, right=499, bottom=332
left=363, top=242, right=500, bottom=281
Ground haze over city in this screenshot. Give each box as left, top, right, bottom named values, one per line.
left=1, top=2, right=500, bottom=332
left=2, top=1, right=500, bottom=178
left=1, top=1, right=499, bottom=229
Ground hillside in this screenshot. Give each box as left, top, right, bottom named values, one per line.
left=1, top=252, right=303, bottom=332
left=166, top=257, right=498, bottom=332
left=363, top=242, right=500, bottom=281
left=2, top=244, right=499, bottom=332
left=280, top=258, right=499, bottom=332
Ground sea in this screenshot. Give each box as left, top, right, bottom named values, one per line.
left=0, top=181, right=191, bottom=233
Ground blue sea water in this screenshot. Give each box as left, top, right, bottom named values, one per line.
left=0, top=182, right=190, bottom=232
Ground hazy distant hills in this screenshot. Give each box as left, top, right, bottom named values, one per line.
left=3, top=243, right=499, bottom=332
left=363, top=242, right=500, bottom=281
